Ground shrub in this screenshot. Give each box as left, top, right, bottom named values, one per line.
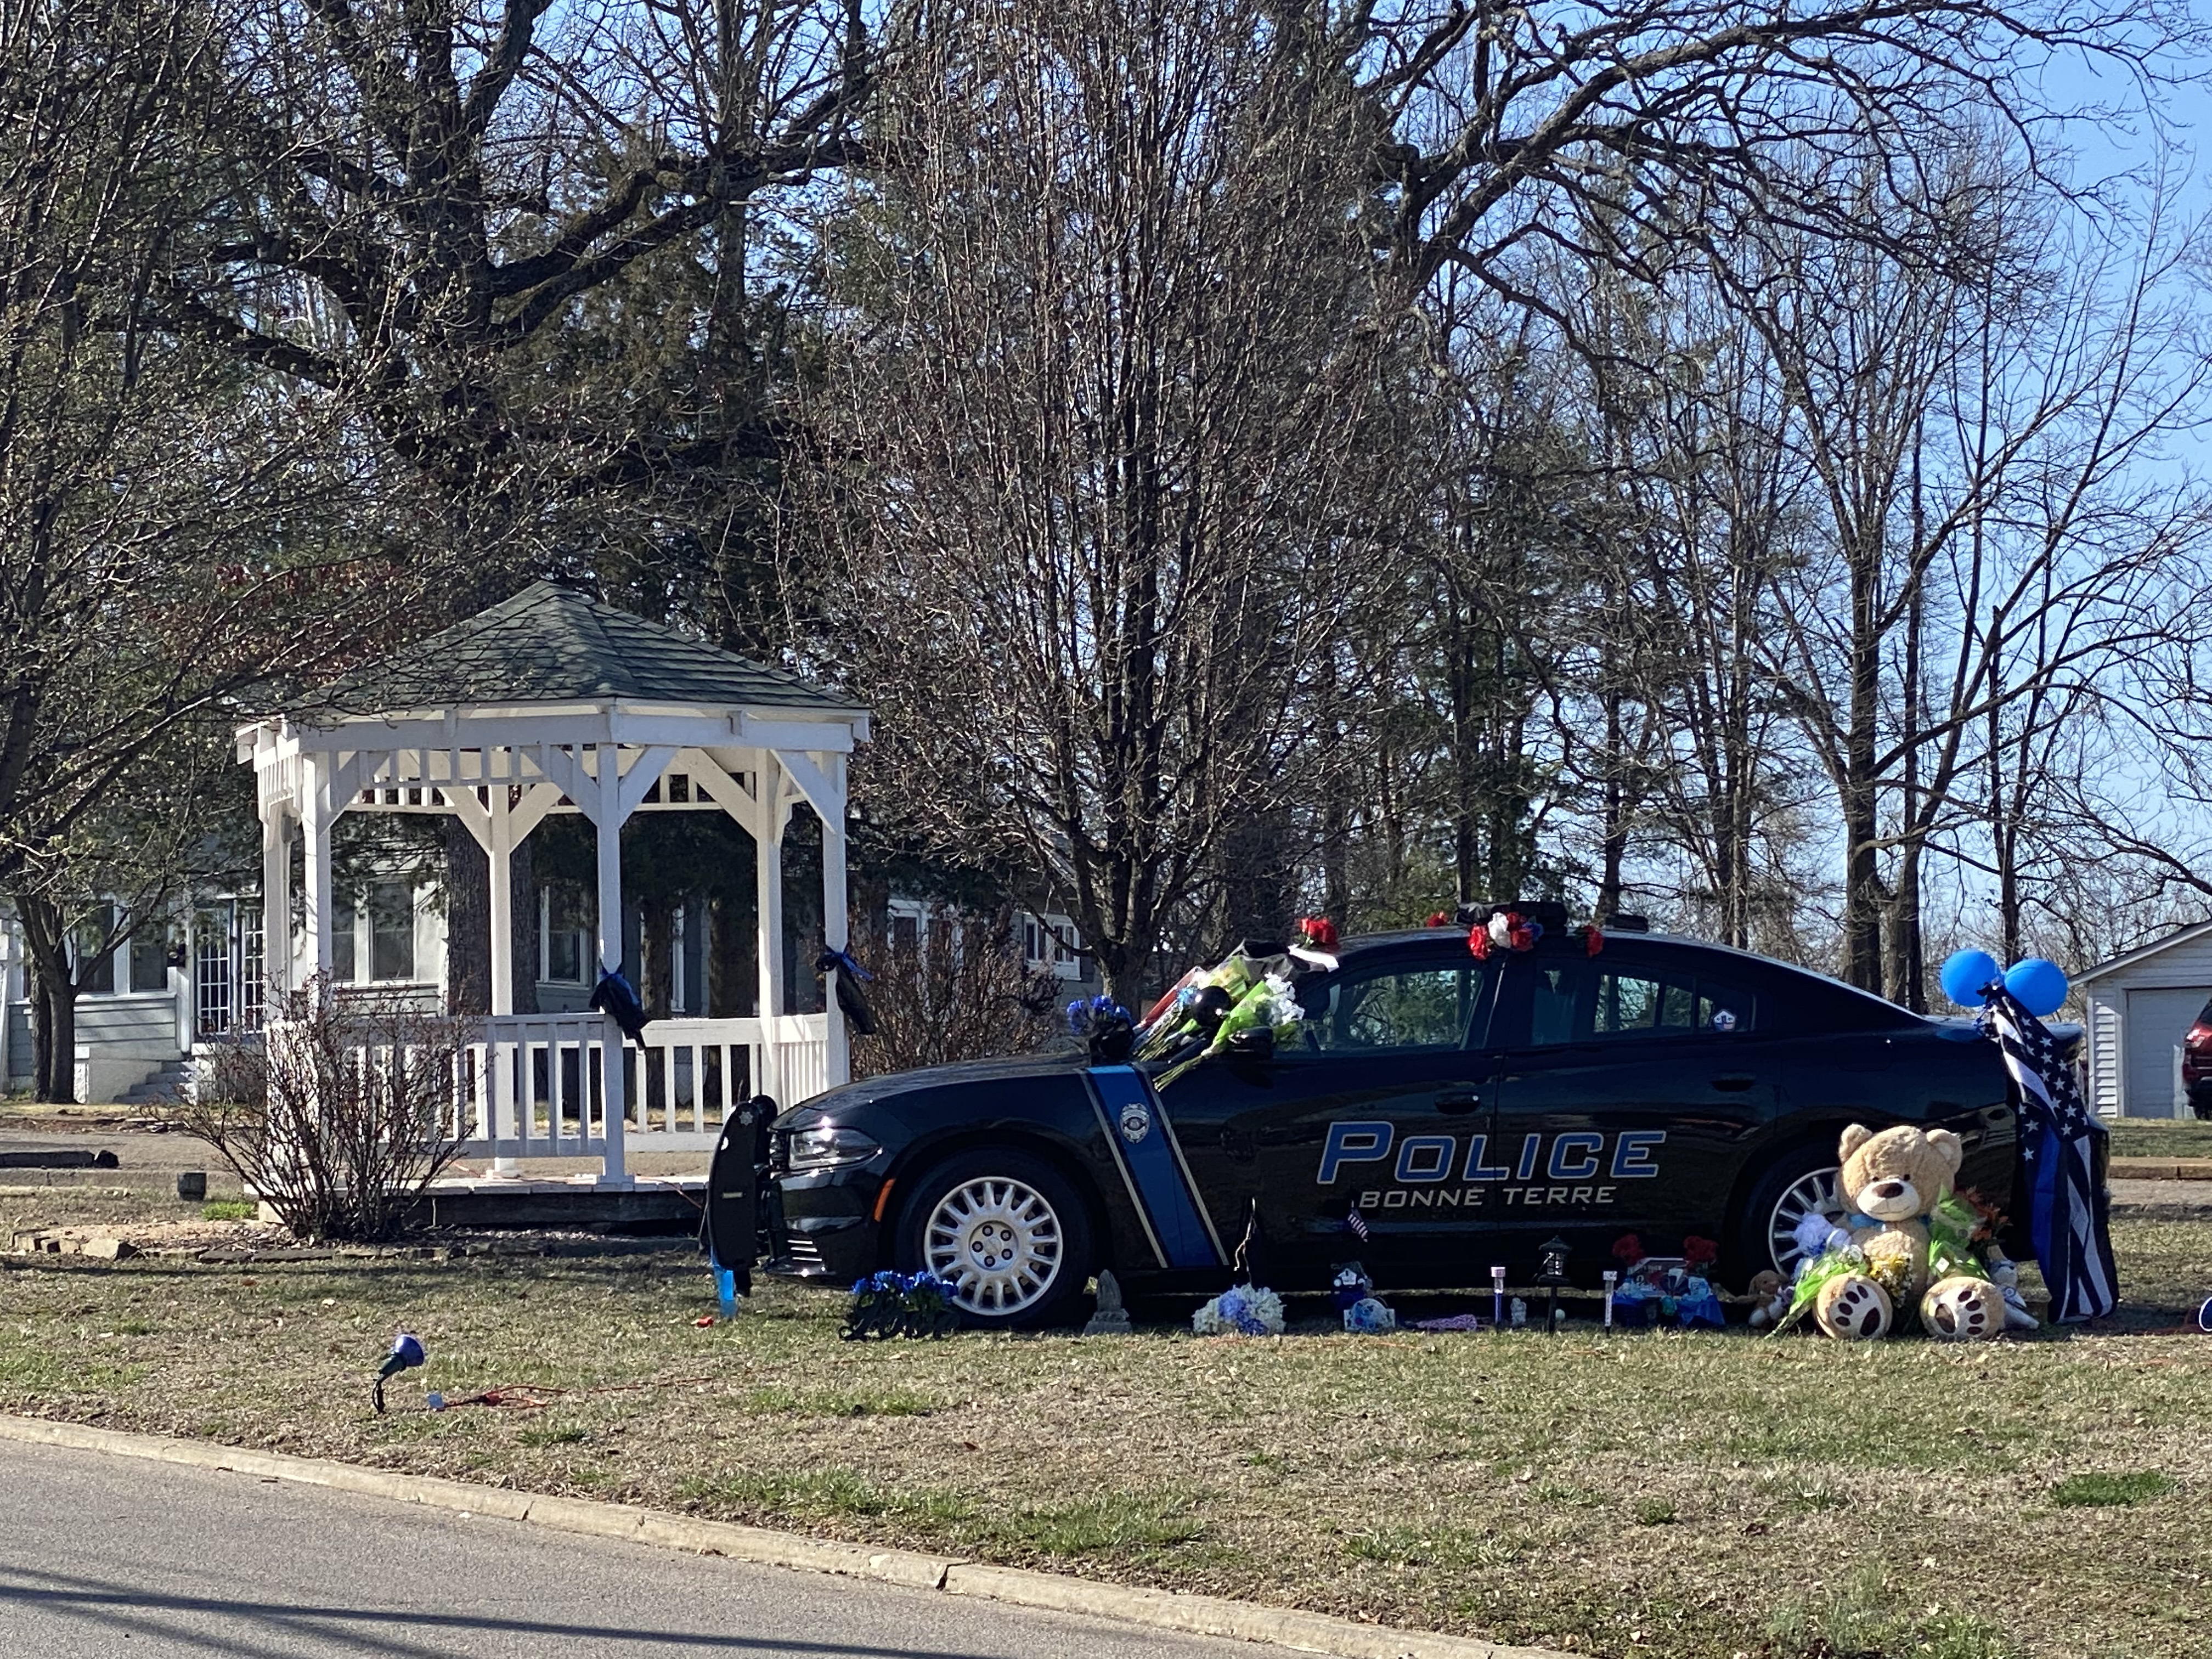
left=174, top=975, right=473, bottom=1242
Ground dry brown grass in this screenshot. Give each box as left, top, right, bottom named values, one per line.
left=2, top=1190, right=2208, bottom=1659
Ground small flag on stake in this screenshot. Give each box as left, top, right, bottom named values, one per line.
left=1345, top=1204, right=1369, bottom=1242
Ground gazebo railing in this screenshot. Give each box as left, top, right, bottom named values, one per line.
left=265, top=1010, right=836, bottom=1183
left=455, top=1014, right=622, bottom=1163
left=456, top=1011, right=834, bottom=1171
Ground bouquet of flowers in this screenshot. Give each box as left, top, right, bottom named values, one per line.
left=1133, top=958, right=1262, bottom=1062
left=1153, top=972, right=1304, bottom=1087
left=1290, top=916, right=1340, bottom=970
left=1192, top=1283, right=1285, bottom=1336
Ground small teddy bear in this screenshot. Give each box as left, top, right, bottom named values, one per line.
left=1812, top=1123, right=2006, bottom=1341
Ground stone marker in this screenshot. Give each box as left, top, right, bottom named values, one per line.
left=1083, top=1269, right=1133, bottom=1335
left=80, top=1238, right=138, bottom=1261
left=177, top=1171, right=208, bottom=1201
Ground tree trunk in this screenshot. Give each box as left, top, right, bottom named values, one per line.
left=710, top=883, right=758, bottom=1020
left=17, top=895, right=78, bottom=1103
left=640, top=894, right=677, bottom=1019
left=30, top=972, right=57, bottom=1103
left=443, top=819, right=492, bottom=1016
left=1596, top=687, right=1628, bottom=922
left=1840, top=544, right=1885, bottom=990
left=509, top=837, right=539, bottom=1016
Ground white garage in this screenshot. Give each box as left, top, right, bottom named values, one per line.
left=2077, top=920, right=2212, bottom=1119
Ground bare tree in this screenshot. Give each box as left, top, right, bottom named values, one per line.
left=1736, top=150, right=2208, bottom=995
left=849, top=908, right=1055, bottom=1079
left=818, top=0, right=1417, bottom=1002
left=1350, top=0, right=2198, bottom=300
left=171, top=0, right=883, bottom=563
left=1, top=0, right=419, bottom=1097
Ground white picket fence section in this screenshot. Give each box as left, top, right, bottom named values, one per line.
left=259, top=1009, right=834, bottom=1184
left=455, top=1011, right=833, bottom=1177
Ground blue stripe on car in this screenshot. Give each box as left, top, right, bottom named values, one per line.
left=1086, top=1067, right=1224, bottom=1270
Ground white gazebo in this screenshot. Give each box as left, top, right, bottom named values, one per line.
left=235, top=582, right=870, bottom=1183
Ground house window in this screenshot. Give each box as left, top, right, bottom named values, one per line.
left=1022, top=913, right=1083, bottom=980
left=195, top=909, right=233, bottom=1037
left=76, top=906, right=116, bottom=995
left=128, top=923, right=171, bottom=994
left=541, top=885, right=590, bottom=984
left=238, top=902, right=264, bottom=1031
left=331, top=898, right=357, bottom=983
left=369, top=881, right=416, bottom=982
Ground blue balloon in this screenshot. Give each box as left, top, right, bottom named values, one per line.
left=2004, top=957, right=2069, bottom=1018
left=1939, top=949, right=2000, bottom=1008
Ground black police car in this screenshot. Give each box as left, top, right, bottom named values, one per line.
left=748, top=915, right=2024, bottom=1328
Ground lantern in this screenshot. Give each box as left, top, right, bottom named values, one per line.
left=1536, top=1236, right=1573, bottom=1333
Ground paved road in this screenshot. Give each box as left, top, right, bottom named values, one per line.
left=0, top=1439, right=1260, bottom=1658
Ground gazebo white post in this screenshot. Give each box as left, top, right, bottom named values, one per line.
left=754, top=752, right=786, bottom=1104
left=259, top=802, right=291, bottom=1008
left=592, top=747, right=629, bottom=1187
left=485, top=777, right=519, bottom=1175
left=301, top=753, right=335, bottom=993
left=818, top=752, right=851, bottom=1088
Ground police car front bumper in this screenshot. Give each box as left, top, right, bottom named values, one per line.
left=766, top=1165, right=887, bottom=1284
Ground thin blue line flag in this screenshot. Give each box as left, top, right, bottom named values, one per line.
left=1982, top=984, right=2118, bottom=1323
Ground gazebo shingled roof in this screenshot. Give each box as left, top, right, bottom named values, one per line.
left=308, top=581, right=862, bottom=716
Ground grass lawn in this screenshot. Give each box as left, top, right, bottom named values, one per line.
left=4, top=1187, right=2210, bottom=1659
left=2109, top=1121, right=2212, bottom=1159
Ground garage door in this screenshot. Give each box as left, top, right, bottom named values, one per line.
left=2125, top=986, right=2206, bottom=1118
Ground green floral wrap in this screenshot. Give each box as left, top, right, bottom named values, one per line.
left=1773, top=1244, right=1870, bottom=1334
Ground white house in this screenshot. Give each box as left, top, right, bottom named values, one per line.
left=2076, top=919, right=2212, bottom=1119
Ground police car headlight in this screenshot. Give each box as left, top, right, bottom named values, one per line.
left=786, top=1124, right=881, bottom=1172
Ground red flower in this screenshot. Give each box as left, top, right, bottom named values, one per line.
left=1683, top=1235, right=1719, bottom=1268
left=1424, top=911, right=1452, bottom=929
left=1579, top=924, right=1604, bottom=957
left=1467, top=924, right=1492, bottom=961
left=1296, top=916, right=1340, bottom=952
left=1611, top=1233, right=1644, bottom=1265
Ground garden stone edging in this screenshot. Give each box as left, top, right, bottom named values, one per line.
left=0, top=1413, right=1566, bottom=1659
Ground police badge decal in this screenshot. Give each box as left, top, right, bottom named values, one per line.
left=1119, top=1099, right=1152, bottom=1144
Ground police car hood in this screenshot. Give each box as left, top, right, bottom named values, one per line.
left=781, top=1049, right=1090, bottom=1120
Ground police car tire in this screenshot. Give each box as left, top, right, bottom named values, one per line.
left=1731, top=1141, right=1846, bottom=1284
left=893, top=1149, right=1095, bottom=1331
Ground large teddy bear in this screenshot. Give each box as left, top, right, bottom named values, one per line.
left=1807, top=1123, right=2008, bottom=1342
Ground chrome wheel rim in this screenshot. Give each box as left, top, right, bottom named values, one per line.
left=923, top=1176, right=1064, bottom=1316
left=1768, top=1166, right=1846, bottom=1275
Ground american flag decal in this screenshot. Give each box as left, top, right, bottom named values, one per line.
left=1345, top=1204, right=1369, bottom=1242
left=1983, top=984, right=2118, bottom=1323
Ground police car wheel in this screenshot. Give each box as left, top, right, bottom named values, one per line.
left=1734, top=1144, right=1848, bottom=1282
left=895, top=1150, right=1094, bottom=1330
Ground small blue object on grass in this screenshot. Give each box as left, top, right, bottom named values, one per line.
left=2004, top=957, right=2069, bottom=1018
left=715, top=1266, right=738, bottom=1311
left=373, top=1332, right=425, bottom=1415
left=1940, top=949, right=2001, bottom=1008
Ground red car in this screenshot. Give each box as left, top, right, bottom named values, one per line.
left=2183, top=998, right=2212, bottom=1119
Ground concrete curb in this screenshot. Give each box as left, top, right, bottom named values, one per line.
left=2111, top=1157, right=2212, bottom=1182
left=0, top=1413, right=1560, bottom=1659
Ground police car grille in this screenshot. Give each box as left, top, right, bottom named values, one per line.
left=785, top=1234, right=826, bottom=1271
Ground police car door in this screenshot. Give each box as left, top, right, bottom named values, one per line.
left=1487, top=944, right=1773, bottom=1267
left=1187, top=952, right=1499, bottom=1288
